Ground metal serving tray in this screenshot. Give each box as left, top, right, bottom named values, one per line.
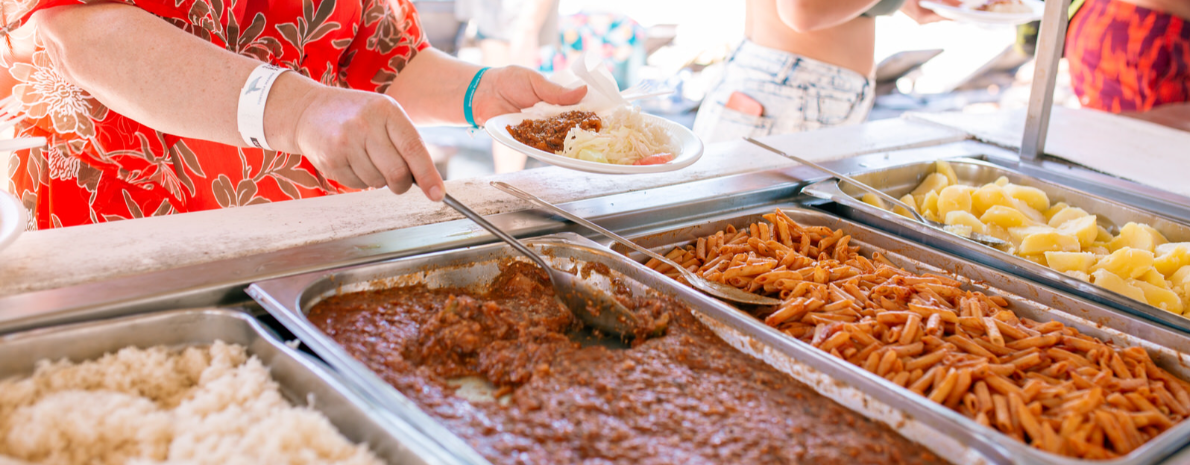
left=248, top=233, right=1013, bottom=465
left=0, top=308, right=459, bottom=465
left=610, top=205, right=1190, bottom=465
left=803, top=157, right=1190, bottom=335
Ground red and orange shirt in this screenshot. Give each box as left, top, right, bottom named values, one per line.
left=4, top=0, right=429, bottom=229
left=1066, top=0, right=1190, bottom=112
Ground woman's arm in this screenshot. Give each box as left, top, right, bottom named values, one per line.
left=36, top=3, right=444, bottom=199
left=386, top=48, right=585, bottom=126
left=775, top=0, right=883, bottom=32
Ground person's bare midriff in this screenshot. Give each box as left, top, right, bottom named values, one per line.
left=745, top=0, right=877, bottom=78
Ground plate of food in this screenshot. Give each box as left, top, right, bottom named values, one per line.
left=920, top=0, right=1043, bottom=25
left=0, top=189, right=26, bottom=253
left=487, top=106, right=702, bottom=175
left=486, top=52, right=702, bottom=175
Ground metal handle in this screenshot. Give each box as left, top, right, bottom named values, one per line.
left=490, top=182, right=678, bottom=266
left=744, top=138, right=927, bottom=223
left=1020, top=0, right=1072, bottom=161
left=442, top=193, right=551, bottom=271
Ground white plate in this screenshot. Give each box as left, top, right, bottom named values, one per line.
left=0, top=190, right=26, bottom=253
left=485, top=112, right=703, bottom=175
left=920, top=0, right=1043, bottom=25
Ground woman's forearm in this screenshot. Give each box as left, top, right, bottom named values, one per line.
left=386, top=49, right=479, bottom=126
left=35, top=3, right=317, bottom=153
left=776, top=0, right=883, bottom=32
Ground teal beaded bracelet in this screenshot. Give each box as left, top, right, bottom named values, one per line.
left=464, top=67, right=490, bottom=129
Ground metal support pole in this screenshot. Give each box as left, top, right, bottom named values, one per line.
left=1020, top=0, right=1072, bottom=161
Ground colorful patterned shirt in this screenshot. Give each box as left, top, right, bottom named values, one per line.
left=1066, top=0, right=1190, bottom=112
left=4, top=0, right=429, bottom=229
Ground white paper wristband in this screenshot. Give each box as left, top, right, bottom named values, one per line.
left=237, top=64, right=289, bottom=151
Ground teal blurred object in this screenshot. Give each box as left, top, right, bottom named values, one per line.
left=541, top=12, right=647, bottom=90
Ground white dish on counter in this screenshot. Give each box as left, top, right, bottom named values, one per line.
left=0, top=189, right=26, bottom=253
left=485, top=112, right=703, bottom=175
left=920, top=0, right=1043, bottom=25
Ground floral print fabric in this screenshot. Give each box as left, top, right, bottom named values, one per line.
left=3, top=0, right=429, bottom=229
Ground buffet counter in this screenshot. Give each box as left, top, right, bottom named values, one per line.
left=4, top=107, right=1190, bottom=465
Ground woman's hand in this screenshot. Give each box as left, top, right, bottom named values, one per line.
left=286, top=81, right=444, bottom=200
left=470, top=66, right=588, bottom=125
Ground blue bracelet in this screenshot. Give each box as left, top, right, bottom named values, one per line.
left=464, top=67, right=490, bottom=129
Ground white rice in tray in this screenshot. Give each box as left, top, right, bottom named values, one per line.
left=0, top=341, right=382, bottom=465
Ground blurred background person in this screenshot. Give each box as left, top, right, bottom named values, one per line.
left=456, top=0, right=562, bottom=173
left=692, top=0, right=958, bottom=143
left=1065, top=0, right=1189, bottom=132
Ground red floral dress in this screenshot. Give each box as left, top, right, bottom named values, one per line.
left=3, top=0, right=429, bottom=229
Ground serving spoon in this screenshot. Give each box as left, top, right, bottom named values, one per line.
left=441, top=193, right=640, bottom=337
left=744, top=138, right=1010, bottom=248
left=491, top=182, right=783, bottom=307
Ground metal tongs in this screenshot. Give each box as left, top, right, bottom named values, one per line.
left=745, top=138, right=1010, bottom=248
left=440, top=193, right=642, bottom=338
left=492, top=181, right=783, bottom=306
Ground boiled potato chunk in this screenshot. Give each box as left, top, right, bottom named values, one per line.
left=1091, top=248, right=1156, bottom=280
left=937, top=185, right=974, bottom=218
left=985, top=224, right=1012, bottom=242
left=981, top=205, right=1034, bottom=229
left=1096, top=226, right=1113, bottom=243
left=1043, top=202, right=1069, bottom=222
left=936, top=160, right=958, bottom=186
left=1138, top=268, right=1169, bottom=288
left=1047, top=207, right=1089, bottom=228
left=1005, top=185, right=1050, bottom=212
left=994, top=176, right=1010, bottom=187
left=972, top=185, right=1016, bottom=216
left=1154, top=244, right=1190, bottom=277
left=1009, top=225, right=1055, bottom=244
left=1015, top=202, right=1048, bottom=225
left=1018, top=231, right=1081, bottom=255
left=1132, top=280, right=1184, bottom=314
left=1091, top=269, right=1147, bottom=302
left=1171, top=265, right=1190, bottom=287
left=1087, top=244, right=1111, bottom=256
left=1065, top=270, right=1092, bottom=282
left=945, top=211, right=986, bottom=234
left=921, top=190, right=940, bottom=216
left=894, top=194, right=916, bottom=218
left=1109, top=222, right=1167, bottom=252
left=1045, top=251, right=1096, bottom=274
left=861, top=193, right=887, bottom=209
left=945, top=224, right=973, bottom=238
left=1155, top=242, right=1190, bottom=257
left=910, top=173, right=950, bottom=198
left=1056, top=215, right=1099, bottom=248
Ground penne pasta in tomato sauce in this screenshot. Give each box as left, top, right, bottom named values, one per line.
left=642, top=209, right=1190, bottom=459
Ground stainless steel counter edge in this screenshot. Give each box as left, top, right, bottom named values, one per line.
left=5, top=140, right=1190, bottom=335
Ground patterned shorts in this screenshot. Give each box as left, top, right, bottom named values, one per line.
left=693, top=40, right=874, bottom=144
left=1066, top=0, right=1190, bottom=112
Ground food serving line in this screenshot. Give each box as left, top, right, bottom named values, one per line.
left=3, top=109, right=1190, bottom=464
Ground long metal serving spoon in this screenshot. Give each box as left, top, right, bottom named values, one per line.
left=491, top=182, right=784, bottom=307
left=441, top=193, right=640, bottom=337
left=744, top=138, right=1010, bottom=248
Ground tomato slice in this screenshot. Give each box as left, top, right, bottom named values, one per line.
left=633, top=153, right=676, bottom=166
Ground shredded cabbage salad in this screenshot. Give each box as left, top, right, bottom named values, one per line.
left=558, top=107, right=678, bottom=166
